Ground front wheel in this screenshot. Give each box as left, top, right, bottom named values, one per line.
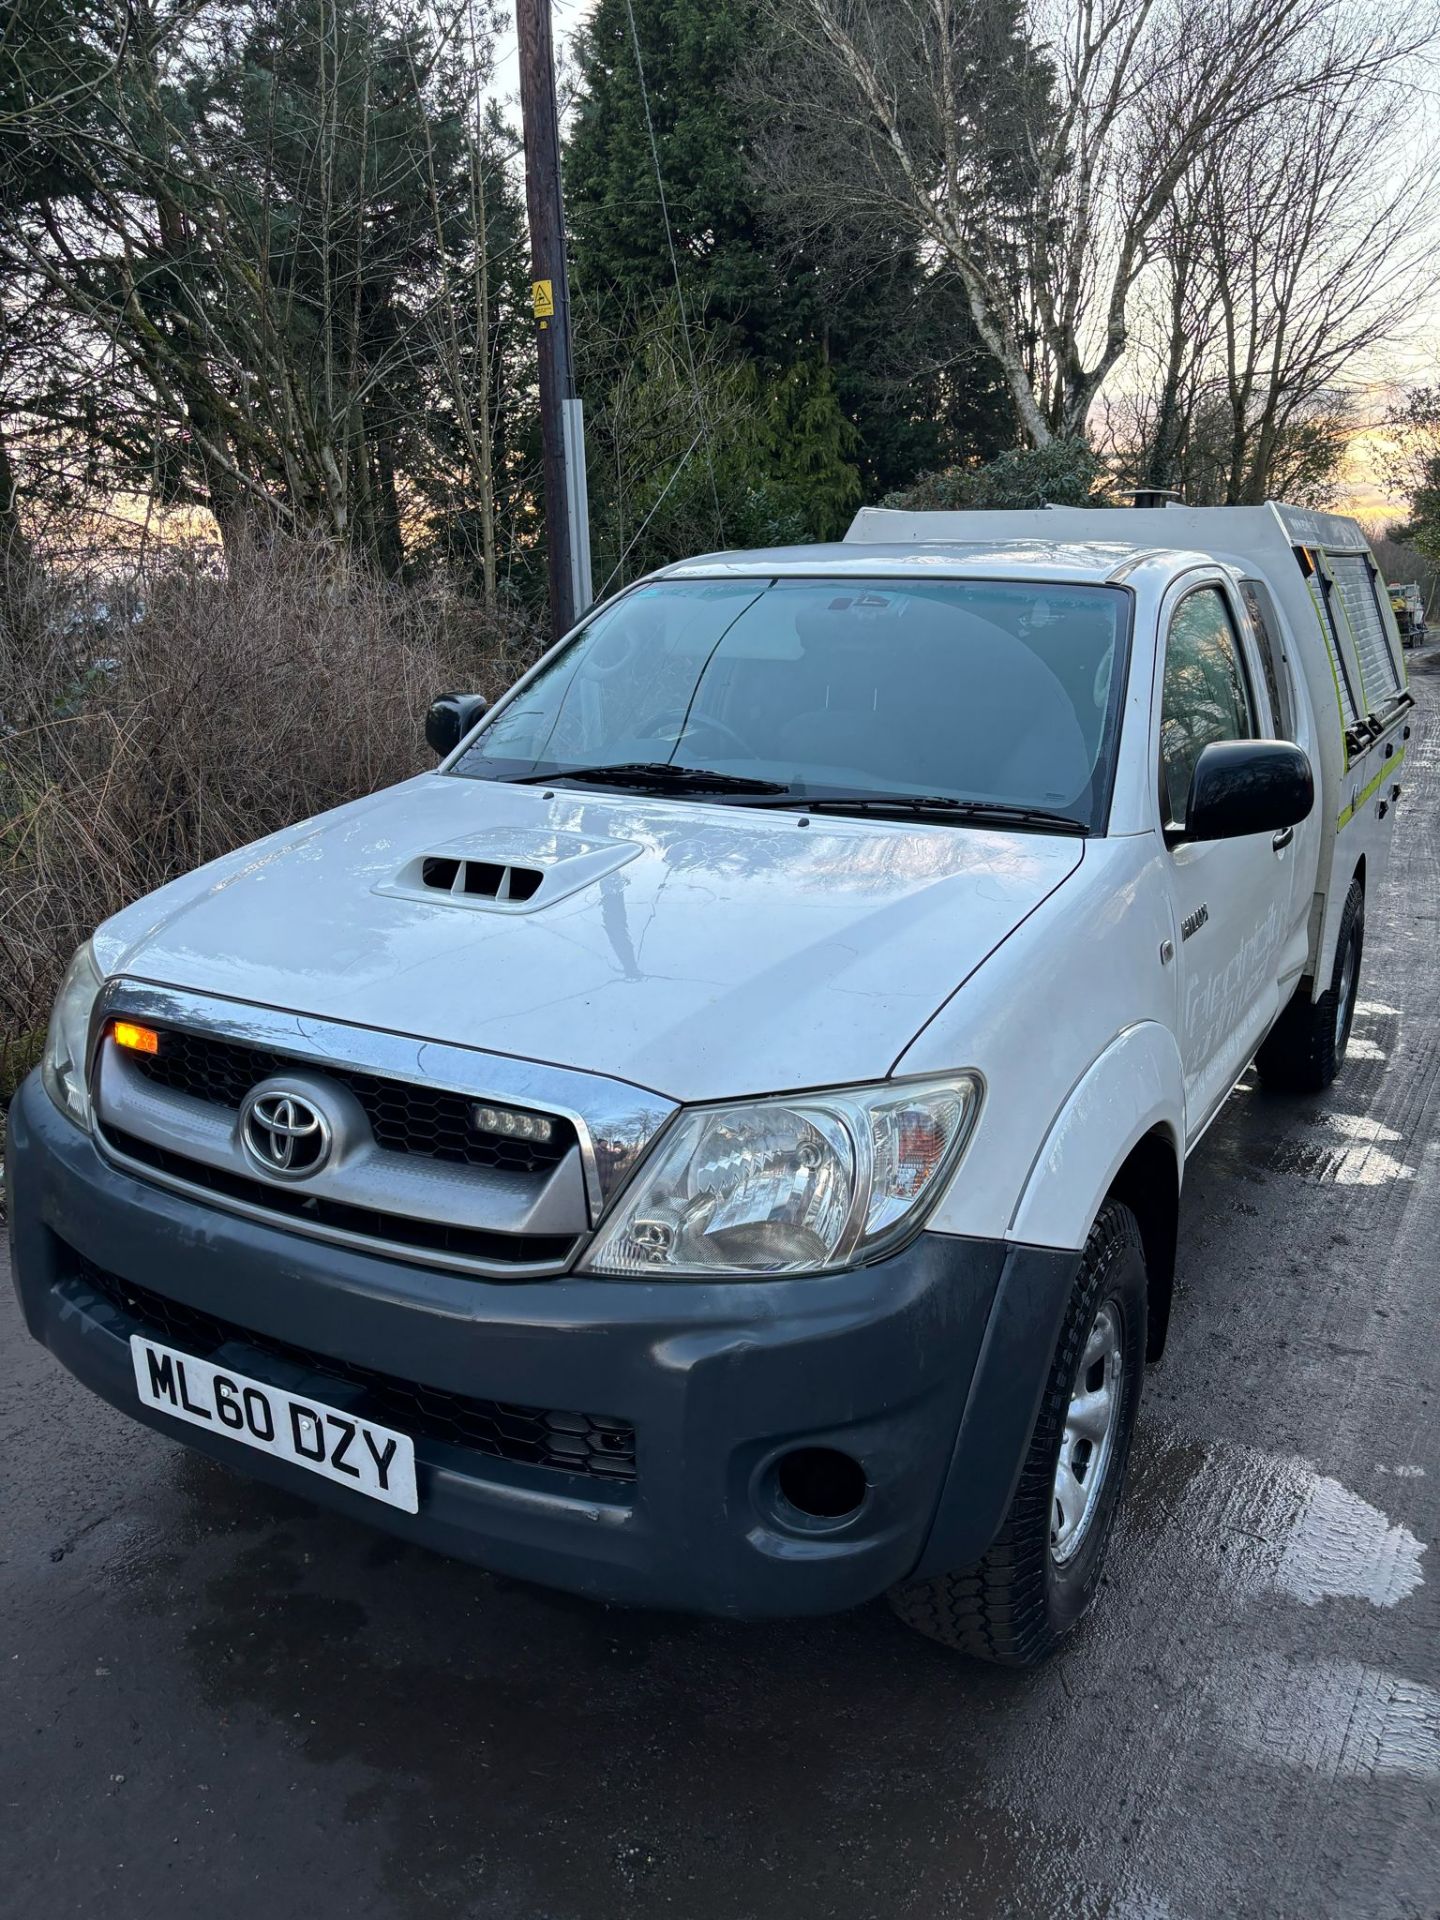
left=888, top=1202, right=1147, bottom=1665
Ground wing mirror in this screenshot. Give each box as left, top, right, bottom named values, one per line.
left=1182, top=740, right=1314, bottom=842
left=425, top=692, right=488, bottom=759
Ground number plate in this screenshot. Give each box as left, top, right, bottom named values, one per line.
left=130, top=1336, right=419, bottom=1514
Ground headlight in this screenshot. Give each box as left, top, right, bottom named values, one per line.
left=581, top=1075, right=982, bottom=1278
left=41, top=942, right=103, bottom=1129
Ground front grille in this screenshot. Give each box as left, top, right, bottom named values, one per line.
left=78, top=1262, right=638, bottom=1484
left=131, top=1027, right=573, bottom=1178
left=105, top=1128, right=576, bottom=1270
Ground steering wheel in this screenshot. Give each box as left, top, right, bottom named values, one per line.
left=639, top=710, right=752, bottom=758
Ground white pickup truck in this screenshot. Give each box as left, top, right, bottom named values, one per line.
left=7, top=501, right=1413, bottom=1665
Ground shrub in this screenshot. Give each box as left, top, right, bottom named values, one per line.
left=883, top=440, right=1104, bottom=512
left=0, top=537, right=542, bottom=1073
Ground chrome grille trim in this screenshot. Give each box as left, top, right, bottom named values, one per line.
left=96, top=1050, right=589, bottom=1237
left=90, top=979, right=679, bottom=1275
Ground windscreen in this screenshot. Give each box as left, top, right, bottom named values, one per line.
left=451, top=576, right=1133, bottom=831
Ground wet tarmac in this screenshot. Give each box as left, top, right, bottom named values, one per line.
left=4, top=663, right=1439, bottom=1920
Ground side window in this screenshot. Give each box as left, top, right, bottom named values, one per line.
left=1240, top=578, right=1295, bottom=739
left=1328, top=551, right=1403, bottom=706
left=1298, top=550, right=1360, bottom=728
left=1159, top=586, right=1255, bottom=828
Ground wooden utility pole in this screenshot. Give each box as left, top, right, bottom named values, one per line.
left=516, top=0, right=588, bottom=641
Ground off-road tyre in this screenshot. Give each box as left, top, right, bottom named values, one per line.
left=888, top=1202, right=1147, bottom=1666
left=1255, top=878, right=1364, bottom=1094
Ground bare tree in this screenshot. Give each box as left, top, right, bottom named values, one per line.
left=1099, top=60, right=1434, bottom=503
left=1120, top=154, right=1228, bottom=493
left=750, top=0, right=1432, bottom=446
left=1206, top=81, right=1431, bottom=503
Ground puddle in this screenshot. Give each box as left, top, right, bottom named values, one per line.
left=1118, top=1438, right=1433, bottom=1788
left=1341, top=998, right=1394, bottom=1065
left=1226, top=1657, right=1440, bottom=1780
left=1272, top=1471, right=1426, bottom=1607
left=1321, top=1112, right=1416, bottom=1187
left=1127, top=1434, right=1426, bottom=1611
left=1345, top=1037, right=1387, bottom=1060
left=1192, top=997, right=1408, bottom=1193
left=1232, top=1109, right=1416, bottom=1188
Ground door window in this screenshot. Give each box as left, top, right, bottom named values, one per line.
left=1240, top=578, right=1295, bottom=739
left=1159, top=586, right=1255, bottom=829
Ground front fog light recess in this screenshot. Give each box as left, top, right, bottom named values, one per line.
left=40, top=942, right=104, bottom=1129
left=582, top=1074, right=981, bottom=1277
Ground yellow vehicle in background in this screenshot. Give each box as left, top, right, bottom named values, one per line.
left=1388, top=581, right=1427, bottom=647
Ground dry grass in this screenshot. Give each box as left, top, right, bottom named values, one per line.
left=0, top=537, right=542, bottom=1091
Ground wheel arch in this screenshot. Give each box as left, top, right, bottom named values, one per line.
left=1106, top=1128, right=1180, bottom=1360
left=1006, top=1022, right=1185, bottom=1360
left=1306, top=850, right=1367, bottom=1005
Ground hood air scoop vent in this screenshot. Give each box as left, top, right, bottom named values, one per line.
left=377, top=827, right=642, bottom=915
left=421, top=856, right=543, bottom=903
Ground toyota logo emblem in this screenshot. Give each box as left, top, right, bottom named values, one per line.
left=239, top=1087, right=333, bottom=1180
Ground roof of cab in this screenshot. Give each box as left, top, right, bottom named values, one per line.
left=654, top=539, right=1212, bottom=586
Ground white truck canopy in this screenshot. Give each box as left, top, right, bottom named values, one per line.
left=847, top=499, right=1414, bottom=992
left=847, top=500, right=1410, bottom=756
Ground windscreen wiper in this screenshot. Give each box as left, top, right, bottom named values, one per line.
left=514, top=762, right=789, bottom=795
left=745, top=793, right=1089, bottom=834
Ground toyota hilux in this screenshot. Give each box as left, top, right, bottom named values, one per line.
left=6, top=501, right=1412, bottom=1663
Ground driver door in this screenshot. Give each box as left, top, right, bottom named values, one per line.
left=1157, top=581, right=1288, bottom=1136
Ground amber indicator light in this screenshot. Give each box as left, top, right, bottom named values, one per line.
left=111, top=1020, right=161, bottom=1055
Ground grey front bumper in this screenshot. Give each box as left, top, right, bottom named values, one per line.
left=6, top=1072, right=1079, bottom=1617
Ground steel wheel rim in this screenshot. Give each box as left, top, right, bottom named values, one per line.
left=1051, top=1300, right=1123, bottom=1567
left=1335, top=936, right=1359, bottom=1052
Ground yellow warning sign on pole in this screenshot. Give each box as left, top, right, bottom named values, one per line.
left=530, top=279, right=555, bottom=319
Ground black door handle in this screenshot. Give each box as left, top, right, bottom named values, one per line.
left=1272, top=826, right=1295, bottom=851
